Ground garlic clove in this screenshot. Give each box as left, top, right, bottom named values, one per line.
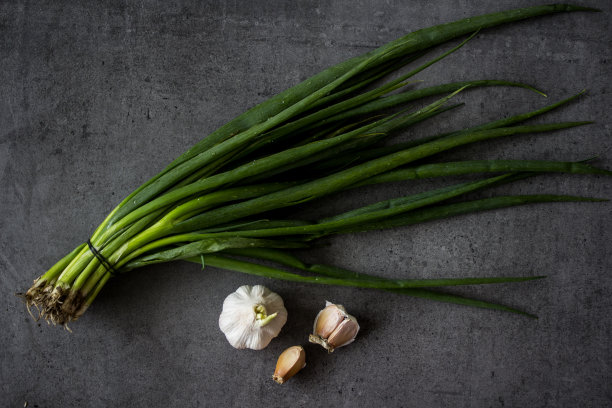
left=326, top=314, right=359, bottom=349
left=273, top=346, right=306, bottom=384
left=309, top=301, right=359, bottom=352
left=313, top=303, right=346, bottom=339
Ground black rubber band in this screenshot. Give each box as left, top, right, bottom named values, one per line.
left=87, top=240, right=118, bottom=276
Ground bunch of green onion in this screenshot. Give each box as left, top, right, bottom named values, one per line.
left=24, top=4, right=609, bottom=327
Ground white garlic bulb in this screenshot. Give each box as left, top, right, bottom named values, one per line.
left=218, top=285, right=288, bottom=350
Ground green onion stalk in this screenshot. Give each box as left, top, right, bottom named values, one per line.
left=24, top=4, right=609, bottom=327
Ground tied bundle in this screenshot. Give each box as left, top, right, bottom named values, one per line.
left=23, top=4, right=609, bottom=327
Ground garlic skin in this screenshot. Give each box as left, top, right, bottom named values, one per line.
left=219, top=285, right=288, bottom=350
left=309, top=301, right=359, bottom=352
left=273, top=345, right=306, bottom=384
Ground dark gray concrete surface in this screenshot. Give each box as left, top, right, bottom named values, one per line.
left=1, top=1, right=611, bottom=407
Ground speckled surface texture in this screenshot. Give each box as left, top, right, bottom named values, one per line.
left=1, top=1, right=611, bottom=407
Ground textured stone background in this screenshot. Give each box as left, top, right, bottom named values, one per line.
left=1, top=1, right=611, bottom=407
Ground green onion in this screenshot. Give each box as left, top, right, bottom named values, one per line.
left=23, top=4, right=608, bottom=327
